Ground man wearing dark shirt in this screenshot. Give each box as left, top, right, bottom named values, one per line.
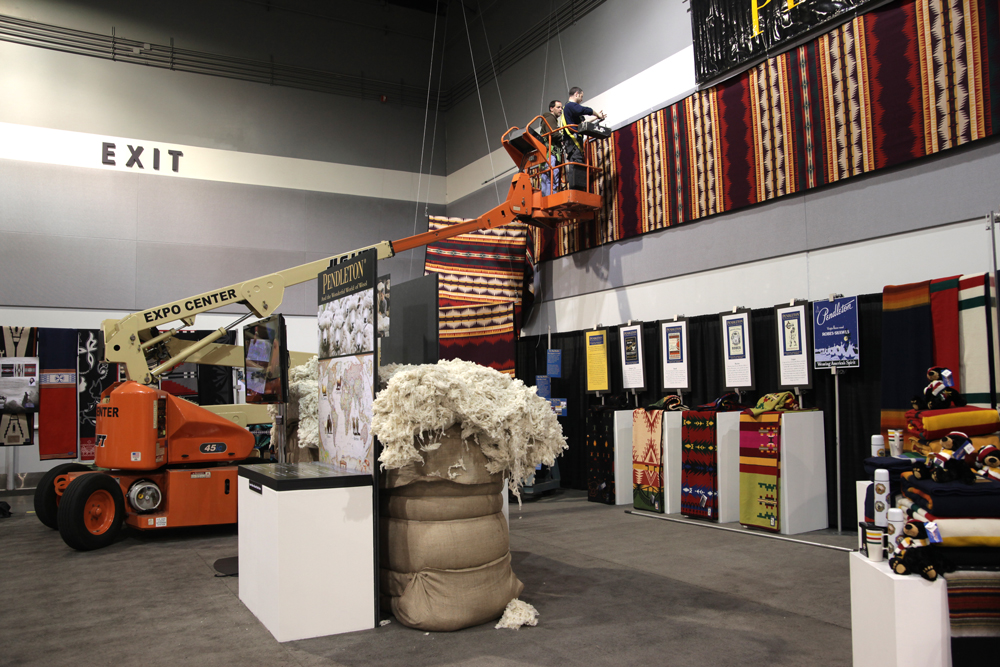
left=539, top=100, right=563, bottom=195
left=561, top=87, right=606, bottom=190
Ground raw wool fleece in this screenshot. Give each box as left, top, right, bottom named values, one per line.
left=268, top=355, right=320, bottom=449
left=372, top=360, right=566, bottom=497
left=495, top=599, right=539, bottom=629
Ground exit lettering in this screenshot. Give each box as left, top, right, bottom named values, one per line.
left=102, top=142, right=184, bottom=173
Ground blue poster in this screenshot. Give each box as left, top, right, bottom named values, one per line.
left=812, top=296, right=860, bottom=368
left=546, top=349, right=562, bottom=378
left=550, top=398, right=567, bottom=416
left=535, top=375, right=552, bottom=400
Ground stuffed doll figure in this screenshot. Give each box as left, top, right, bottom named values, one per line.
left=911, top=367, right=966, bottom=410
left=929, top=431, right=978, bottom=483
left=976, top=444, right=1000, bottom=482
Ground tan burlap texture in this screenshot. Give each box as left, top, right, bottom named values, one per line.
left=380, top=426, right=523, bottom=631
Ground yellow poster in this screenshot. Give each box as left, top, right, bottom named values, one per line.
left=586, top=329, right=609, bottom=392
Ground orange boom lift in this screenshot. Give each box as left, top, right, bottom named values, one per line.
left=33, top=118, right=605, bottom=550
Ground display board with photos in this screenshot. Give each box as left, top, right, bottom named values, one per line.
left=774, top=301, right=812, bottom=389
left=618, top=322, right=646, bottom=391
left=317, top=249, right=377, bottom=475
left=585, top=329, right=610, bottom=394
left=243, top=315, right=289, bottom=405
left=659, top=318, right=690, bottom=392
left=720, top=309, right=754, bottom=390
left=377, top=274, right=390, bottom=339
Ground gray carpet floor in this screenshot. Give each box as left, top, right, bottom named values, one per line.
left=0, top=489, right=855, bottom=666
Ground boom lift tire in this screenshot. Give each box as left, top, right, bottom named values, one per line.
left=33, top=463, right=91, bottom=529
left=58, top=473, right=126, bottom=551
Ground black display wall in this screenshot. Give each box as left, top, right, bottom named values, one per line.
left=516, top=293, right=883, bottom=529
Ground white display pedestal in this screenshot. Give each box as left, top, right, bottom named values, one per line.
left=849, top=552, right=951, bottom=667
left=238, top=463, right=375, bottom=643
left=715, top=412, right=741, bottom=523
left=778, top=412, right=828, bottom=535
left=614, top=410, right=634, bottom=506
left=662, top=412, right=683, bottom=515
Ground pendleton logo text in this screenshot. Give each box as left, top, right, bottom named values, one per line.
left=321, top=259, right=370, bottom=301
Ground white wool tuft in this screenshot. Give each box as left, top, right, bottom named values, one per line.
left=270, top=355, right=320, bottom=449
left=371, top=359, right=567, bottom=499
left=495, top=599, right=539, bottom=630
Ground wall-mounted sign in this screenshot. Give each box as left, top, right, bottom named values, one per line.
left=618, top=322, right=646, bottom=391
left=812, top=296, right=860, bottom=369
left=720, top=310, right=754, bottom=390
left=546, top=349, right=562, bottom=378
left=585, top=329, right=610, bottom=394
left=659, top=318, right=690, bottom=392
left=690, top=0, right=886, bottom=85
left=102, top=142, right=184, bottom=172
left=775, top=302, right=812, bottom=388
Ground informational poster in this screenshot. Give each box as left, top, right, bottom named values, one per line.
left=618, top=323, right=646, bottom=391
left=377, top=274, right=390, bottom=338
left=318, top=249, right=377, bottom=475
left=0, top=357, right=39, bottom=414
left=585, top=329, right=610, bottom=394
left=535, top=375, right=552, bottom=400
left=550, top=398, right=567, bottom=416
left=812, top=296, right=860, bottom=369
left=659, top=319, right=690, bottom=391
left=720, top=310, right=754, bottom=390
left=546, top=349, right=562, bottom=378
left=775, top=302, right=811, bottom=388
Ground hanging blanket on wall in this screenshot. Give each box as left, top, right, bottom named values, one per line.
left=423, top=216, right=534, bottom=329
left=531, top=0, right=1000, bottom=262
left=37, top=328, right=78, bottom=460
left=438, top=303, right=516, bottom=376
left=943, top=570, right=1000, bottom=638
left=881, top=281, right=933, bottom=440
left=0, top=327, right=38, bottom=446
left=632, top=409, right=664, bottom=513
left=931, top=275, right=962, bottom=390
left=681, top=411, right=718, bottom=520
left=77, top=330, right=120, bottom=462
left=586, top=406, right=616, bottom=504
left=959, top=273, right=999, bottom=408
left=739, top=413, right=781, bottom=532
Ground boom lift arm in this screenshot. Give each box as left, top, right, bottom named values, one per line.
left=103, top=116, right=603, bottom=383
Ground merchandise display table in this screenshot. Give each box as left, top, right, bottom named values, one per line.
left=776, top=412, right=827, bottom=535
left=661, top=412, right=682, bottom=514
left=237, top=462, right=375, bottom=642
left=849, top=552, right=950, bottom=667
left=613, top=410, right=634, bottom=506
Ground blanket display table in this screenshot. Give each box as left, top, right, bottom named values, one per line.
left=237, top=462, right=375, bottom=642
left=850, top=552, right=951, bottom=667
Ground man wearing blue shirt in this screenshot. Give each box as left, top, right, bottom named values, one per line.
left=560, top=87, right=606, bottom=190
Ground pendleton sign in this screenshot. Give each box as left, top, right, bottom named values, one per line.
left=319, top=248, right=375, bottom=305
left=690, top=0, right=885, bottom=84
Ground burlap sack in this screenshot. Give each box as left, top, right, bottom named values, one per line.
left=381, top=493, right=503, bottom=522
left=381, top=426, right=499, bottom=488
left=380, top=552, right=524, bottom=632
left=380, top=512, right=509, bottom=572
left=387, top=480, right=504, bottom=497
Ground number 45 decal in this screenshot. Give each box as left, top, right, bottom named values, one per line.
left=96, top=434, right=108, bottom=448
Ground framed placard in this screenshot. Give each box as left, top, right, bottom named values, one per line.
left=618, top=322, right=646, bottom=391
left=585, top=329, right=610, bottom=394
left=659, top=318, right=690, bottom=392
left=812, top=296, right=860, bottom=369
left=775, top=301, right=812, bottom=389
left=720, top=309, right=754, bottom=390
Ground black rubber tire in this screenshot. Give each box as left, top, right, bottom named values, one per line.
left=57, top=473, right=125, bottom=551
left=33, top=463, right=91, bottom=529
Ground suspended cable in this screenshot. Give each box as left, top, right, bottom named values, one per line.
left=461, top=1, right=501, bottom=205
left=423, top=6, right=450, bottom=218
left=476, top=0, right=508, bottom=131
left=409, top=0, right=441, bottom=280
left=556, top=9, right=570, bottom=96
left=539, top=4, right=551, bottom=114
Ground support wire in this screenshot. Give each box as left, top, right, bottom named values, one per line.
left=461, top=1, right=502, bottom=205
left=409, top=0, right=441, bottom=280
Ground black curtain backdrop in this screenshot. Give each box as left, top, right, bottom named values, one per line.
left=516, top=293, right=883, bottom=529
